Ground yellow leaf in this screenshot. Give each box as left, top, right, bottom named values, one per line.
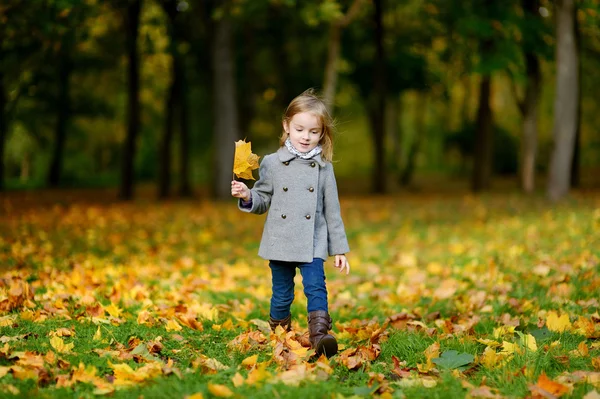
left=233, top=140, right=260, bottom=180
left=104, top=303, right=122, bottom=318
left=493, top=325, right=515, bottom=339
left=207, top=383, right=233, bottom=398
left=49, top=336, right=74, bottom=353
left=191, top=354, right=228, bottom=373
left=49, top=328, right=74, bottom=337
left=417, top=342, right=440, bottom=373
left=241, top=354, right=258, bottom=368
left=232, top=372, right=245, bottom=387
left=187, top=394, right=205, bottom=399
left=165, top=319, right=182, bottom=332
left=246, top=362, right=271, bottom=386
left=519, top=333, right=538, bottom=352
left=93, top=326, right=102, bottom=341
left=480, top=347, right=501, bottom=369
left=546, top=311, right=572, bottom=333
left=500, top=341, right=521, bottom=355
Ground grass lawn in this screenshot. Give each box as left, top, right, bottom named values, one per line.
left=0, top=189, right=599, bottom=398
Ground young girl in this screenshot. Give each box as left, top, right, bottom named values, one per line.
left=231, top=89, right=350, bottom=358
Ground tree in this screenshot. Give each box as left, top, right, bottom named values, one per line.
left=119, top=0, right=142, bottom=200
left=158, top=0, right=192, bottom=198
left=371, top=0, right=386, bottom=193
left=548, top=0, right=579, bottom=201
left=322, top=0, right=365, bottom=111
left=512, top=0, right=543, bottom=194
left=213, top=2, right=240, bottom=200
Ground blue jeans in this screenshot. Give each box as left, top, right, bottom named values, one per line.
left=269, top=258, right=328, bottom=320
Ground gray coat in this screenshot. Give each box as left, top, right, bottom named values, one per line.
left=238, top=146, right=350, bottom=263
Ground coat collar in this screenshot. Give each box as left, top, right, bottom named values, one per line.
left=276, top=146, right=327, bottom=167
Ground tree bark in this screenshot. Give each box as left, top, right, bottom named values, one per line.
left=371, top=0, right=386, bottom=194
left=520, top=0, right=542, bottom=194
left=119, top=0, right=142, bottom=200
left=472, top=70, right=493, bottom=192
left=570, top=6, right=582, bottom=188
left=323, top=0, right=364, bottom=113
left=158, top=58, right=178, bottom=199
left=387, top=96, right=402, bottom=173
left=213, top=7, right=240, bottom=199
left=48, top=42, right=72, bottom=188
left=179, top=57, right=192, bottom=197
left=0, top=72, right=6, bottom=191
left=548, top=0, right=578, bottom=201
left=401, top=93, right=426, bottom=187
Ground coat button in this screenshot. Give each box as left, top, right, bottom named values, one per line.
left=308, top=187, right=314, bottom=192
left=283, top=187, right=288, bottom=192
left=305, top=215, right=311, bottom=220
left=284, top=161, right=289, bottom=166
left=310, top=162, right=316, bottom=167
left=281, top=214, right=287, bottom=219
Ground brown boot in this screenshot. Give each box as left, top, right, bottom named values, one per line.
left=269, top=314, right=292, bottom=332
left=308, top=310, right=338, bottom=358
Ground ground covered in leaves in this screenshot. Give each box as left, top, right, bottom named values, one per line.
left=1, top=191, right=599, bottom=398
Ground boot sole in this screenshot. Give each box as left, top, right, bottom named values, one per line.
left=317, top=336, right=338, bottom=358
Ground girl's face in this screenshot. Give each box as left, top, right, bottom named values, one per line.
left=284, top=112, right=322, bottom=153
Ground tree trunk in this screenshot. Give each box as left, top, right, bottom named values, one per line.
left=472, top=71, right=493, bottom=192
left=158, top=59, right=178, bottom=199
left=0, top=72, right=6, bottom=192
left=548, top=0, right=578, bottom=201
left=570, top=6, right=582, bottom=188
left=213, top=7, right=240, bottom=200
left=520, top=0, right=542, bottom=194
left=323, top=0, right=363, bottom=112
left=323, top=24, right=342, bottom=110
left=48, top=45, right=72, bottom=188
left=387, top=96, right=402, bottom=173
left=371, top=0, right=386, bottom=194
left=179, top=58, right=192, bottom=197
left=400, top=93, right=426, bottom=187
left=119, top=0, right=142, bottom=200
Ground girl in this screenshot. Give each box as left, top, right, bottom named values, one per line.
left=231, top=89, right=350, bottom=358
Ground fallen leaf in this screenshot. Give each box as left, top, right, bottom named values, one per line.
left=208, top=382, right=233, bottom=397
left=546, top=312, right=572, bottom=333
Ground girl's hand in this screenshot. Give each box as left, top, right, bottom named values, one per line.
left=334, top=254, right=350, bottom=275
left=231, top=180, right=251, bottom=201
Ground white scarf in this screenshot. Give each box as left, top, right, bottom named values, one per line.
left=284, top=137, right=322, bottom=159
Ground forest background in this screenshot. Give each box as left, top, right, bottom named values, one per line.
left=1, top=0, right=599, bottom=202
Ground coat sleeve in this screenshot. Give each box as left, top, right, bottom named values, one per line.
left=323, top=165, right=350, bottom=255
left=238, top=155, right=273, bottom=215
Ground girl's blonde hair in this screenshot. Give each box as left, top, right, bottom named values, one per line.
left=280, top=88, right=335, bottom=162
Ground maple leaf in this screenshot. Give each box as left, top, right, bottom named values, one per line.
left=546, top=311, right=572, bottom=333
left=49, top=336, right=74, bottom=353
left=417, top=342, right=440, bottom=373
left=529, top=372, right=570, bottom=398
left=233, top=139, right=260, bottom=180
left=207, top=383, right=233, bottom=398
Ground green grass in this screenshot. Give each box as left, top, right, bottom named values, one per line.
left=1, top=191, right=599, bottom=398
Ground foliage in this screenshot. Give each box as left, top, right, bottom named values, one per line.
left=444, top=123, right=519, bottom=175
left=0, top=191, right=599, bottom=397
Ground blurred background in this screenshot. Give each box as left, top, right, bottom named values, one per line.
left=0, top=0, right=598, bottom=202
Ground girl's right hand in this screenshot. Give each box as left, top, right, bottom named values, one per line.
left=231, top=181, right=251, bottom=201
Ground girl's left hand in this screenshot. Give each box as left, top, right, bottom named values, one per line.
left=334, top=254, right=350, bottom=275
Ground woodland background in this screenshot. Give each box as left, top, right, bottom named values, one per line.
left=1, top=0, right=599, bottom=202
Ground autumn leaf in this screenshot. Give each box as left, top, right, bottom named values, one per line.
left=208, top=382, right=234, bottom=397
left=49, top=336, right=74, bottom=353
left=528, top=372, right=570, bottom=397
left=546, top=311, right=572, bottom=333
left=233, top=139, right=260, bottom=180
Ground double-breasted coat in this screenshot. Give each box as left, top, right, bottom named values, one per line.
left=238, top=146, right=350, bottom=263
